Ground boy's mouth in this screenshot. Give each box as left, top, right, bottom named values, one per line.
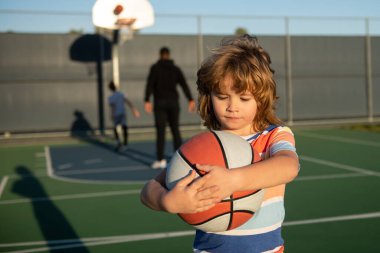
left=225, top=116, right=240, bottom=120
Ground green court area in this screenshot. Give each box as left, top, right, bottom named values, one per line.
left=0, top=127, right=379, bottom=252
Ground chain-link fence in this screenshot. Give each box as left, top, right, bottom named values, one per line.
left=0, top=11, right=379, bottom=134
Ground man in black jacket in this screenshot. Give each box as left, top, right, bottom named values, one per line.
left=144, top=47, right=195, bottom=169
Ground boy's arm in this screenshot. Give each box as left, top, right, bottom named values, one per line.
left=140, top=169, right=221, bottom=214
left=196, top=150, right=299, bottom=200
left=124, top=97, right=140, bottom=118
left=233, top=150, right=299, bottom=190
left=140, top=170, right=168, bottom=211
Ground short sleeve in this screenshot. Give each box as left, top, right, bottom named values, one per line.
left=268, top=126, right=297, bottom=157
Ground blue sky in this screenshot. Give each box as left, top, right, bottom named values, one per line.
left=0, top=0, right=380, bottom=35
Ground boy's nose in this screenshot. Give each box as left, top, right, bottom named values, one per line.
left=227, top=99, right=239, bottom=112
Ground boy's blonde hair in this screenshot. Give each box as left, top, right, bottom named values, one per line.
left=197, top=34, right=282, bottom=132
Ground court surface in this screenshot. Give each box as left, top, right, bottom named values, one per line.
left=0, top=127, right=379, bottom=252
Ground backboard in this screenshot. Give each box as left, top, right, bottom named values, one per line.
left=92, top=0, right=154, bottom=30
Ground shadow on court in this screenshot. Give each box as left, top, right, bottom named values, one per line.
left=12, top=166, right=90, bottom=253
left=70, top=110, right=95, bottom=138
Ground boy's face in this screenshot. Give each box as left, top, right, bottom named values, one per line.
left=211, top=76, right=257, bottom=136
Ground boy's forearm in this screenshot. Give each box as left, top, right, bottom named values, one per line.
left=140, top=179, right=168, bottom=211
left=232, top=151, right=299, bottom=191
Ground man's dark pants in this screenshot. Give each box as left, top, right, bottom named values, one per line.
left=154, top=100, right=182, bottom=161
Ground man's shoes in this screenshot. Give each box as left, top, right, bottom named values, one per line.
left=151, top=159, right=167, bottom=169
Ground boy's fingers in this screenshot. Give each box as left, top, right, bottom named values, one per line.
left=177, top=170, right=196, bottom=187
left=189, top=172, right=211, bottom=189
left=194, top=186, right=220, bottom=204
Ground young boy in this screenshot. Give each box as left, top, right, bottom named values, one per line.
left=108, top=81, right=140, bottom=151
left=140, top=35, right=299, bottom=252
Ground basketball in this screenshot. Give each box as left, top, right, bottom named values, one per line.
left=113, top=4, right=123, bottom=15
left=166, top=130, right=265, bottom=232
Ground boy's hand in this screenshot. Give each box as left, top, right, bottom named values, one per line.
left=196, top=164, right=237, bottom=200
left=163, top=170, right=220, bottom=214
left=132, top=108, right=140, bottom=118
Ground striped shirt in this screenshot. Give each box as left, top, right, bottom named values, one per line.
left=193, top=125, right=297, bottom=253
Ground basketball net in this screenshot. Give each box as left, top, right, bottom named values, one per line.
left=115, top=18, right=136, bottom=44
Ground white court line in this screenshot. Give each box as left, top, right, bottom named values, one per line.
left=2, top=211, right=380, bottom=252
left=296, top=132, right=380, bottom=147
left=295, top=172, right=368, bottom=181
left=0, top=189, right=141, bottom=205
left=0, top=230, right=194, bottom=249
left=57, top=163, right=73, bottom=170
left=0, top=176, right=9, bottom=199
left=300, top=155, right=380, bottom=177
left=283, top=211, right=380, bottom=226
left=44, top=146, right=53, bottom=177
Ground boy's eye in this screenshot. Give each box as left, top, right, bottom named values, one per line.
left=240, top=96, right=252, bottom=101
left=216, top=95, right=228, bottom=100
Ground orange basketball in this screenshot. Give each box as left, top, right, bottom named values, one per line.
left=113, top=4, right=123, bottom=15
left=166, top=131, right=265, bottom=232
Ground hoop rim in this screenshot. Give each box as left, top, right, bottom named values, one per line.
left=115, top=18, right=137, bottom=28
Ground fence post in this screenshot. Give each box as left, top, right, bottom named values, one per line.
left=365, top=18, right=374, bottom=123
left=97, top=34, right=105, bottom=135
left=197, top=15, right=204, bottom=69
left=285, top=17, right=293, bottom=125
left=197, top=15, right=204, bottom=128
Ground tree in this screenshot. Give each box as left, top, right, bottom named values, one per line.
left=235, top=27, right=248, bottom=36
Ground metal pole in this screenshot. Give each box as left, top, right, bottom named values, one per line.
left=365, top=18, right=373, bottom=123
left=285, top=17, right=293, bottom=125
left=97, top=35, right=105, bottom=135
left=197, top=15, right=204, bottom=128
left=112, top=30, right=121, bottom=88
left=197, top=15, right=204, bottom=69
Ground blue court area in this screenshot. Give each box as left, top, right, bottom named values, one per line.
left=48, top=141, right=167, bottom=183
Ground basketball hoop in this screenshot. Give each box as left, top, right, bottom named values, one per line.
left=92, top=0, right=154, bottom=31
left=92, top=0, right=154, bottom=86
